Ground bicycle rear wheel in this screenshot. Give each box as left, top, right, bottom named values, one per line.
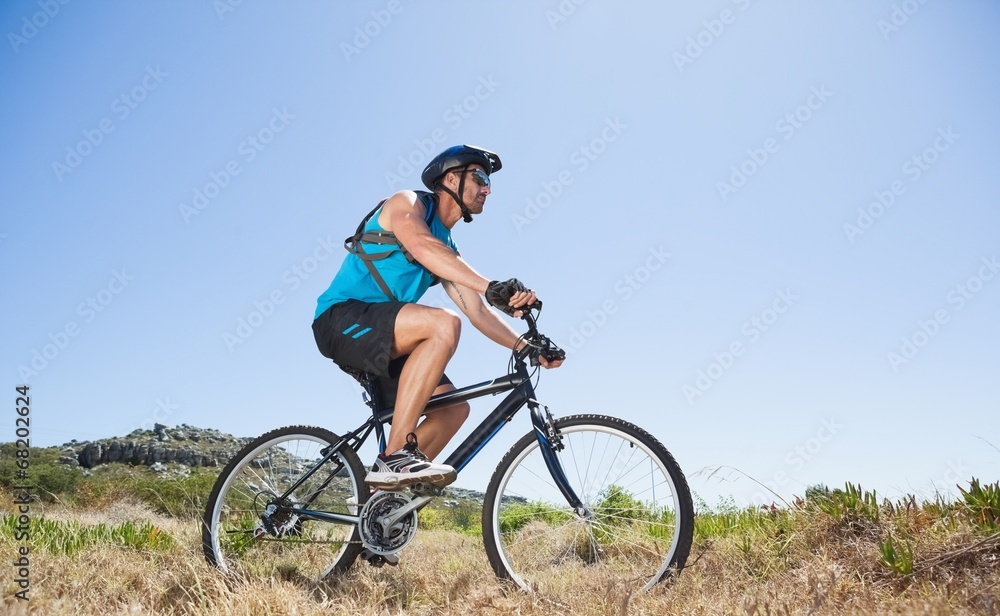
left=202, top=425, right=366, bottom=580
left=482, top=414, right=693, bottom=594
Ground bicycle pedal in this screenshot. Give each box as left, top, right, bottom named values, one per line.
left=409, top=483, right=444, bottom=497
left=361, top=551, right=400, bottom=568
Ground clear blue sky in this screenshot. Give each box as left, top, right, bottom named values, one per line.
left=2, top=1, right=998, bottom=508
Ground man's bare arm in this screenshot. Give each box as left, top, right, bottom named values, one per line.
left=444, top=281, right=563, bottom=368
left=381, top=191, right=489, bottom=293
left=383, top=191, right=540, bottom=315
left=443, top=281, right=522, bottom=349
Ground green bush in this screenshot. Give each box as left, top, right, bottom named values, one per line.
left=879, top=534, right=914, bottom=576
left=0, top=515, right=175, bottom=555
left=694, top=507, right=775, bottom=542
left=498, top=501, right=572, bottom=534
left=958, top=477, right=1000, bottom=533
left=419, top=501, right=482, bottom=535
left=813, top=482, right=880, bottom=529
left=595, top=485, right=652, bottom=524
left=74, top=467, right=218, bottom=517
left=0, top=444, right=83, bottom=502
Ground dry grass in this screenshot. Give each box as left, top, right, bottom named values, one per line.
left=2, top=497, right=999, bottom=615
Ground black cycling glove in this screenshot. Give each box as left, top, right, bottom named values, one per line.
left=486, top=278, right=528, bottom=316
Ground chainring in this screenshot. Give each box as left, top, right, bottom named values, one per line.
left=358, top=490, right=418, bottom=556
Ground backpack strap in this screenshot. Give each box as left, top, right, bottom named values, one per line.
left=343, top=192, right=441, bottom=301
left=344, top=199, right=398, bottom=301
left=415, top=192, right=443, bottom=287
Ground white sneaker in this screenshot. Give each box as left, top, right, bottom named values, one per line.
left=365, top=433, right=456, bottom=490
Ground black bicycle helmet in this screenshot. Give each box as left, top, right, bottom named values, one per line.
left=421, top=145, right=502, bottom=190
left=420, top=145, right=502, bottom=223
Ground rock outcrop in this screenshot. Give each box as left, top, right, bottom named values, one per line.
left=73, top=424, right=249, bottom=469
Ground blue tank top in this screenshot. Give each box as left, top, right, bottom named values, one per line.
left=314, top=196, right=458, bottom=319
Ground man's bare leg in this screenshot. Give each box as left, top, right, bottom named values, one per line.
left=413, top=383, right=470, bottom=460
left=385, top=304, right=461, bottom=454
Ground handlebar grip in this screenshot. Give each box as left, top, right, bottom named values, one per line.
left=487, top=279, right=543, bottom=318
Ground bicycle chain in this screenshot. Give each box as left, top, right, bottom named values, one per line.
left=250, top=535, right=364, bottom=546
left=250, top=486, right=437, bottom=549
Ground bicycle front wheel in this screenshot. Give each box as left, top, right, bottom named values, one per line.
left=202, top=425, right=367, bottom=580
left=482, top=414, right=693, bottom=594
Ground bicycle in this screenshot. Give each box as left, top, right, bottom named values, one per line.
left=201, top=307, right=694, bottom=595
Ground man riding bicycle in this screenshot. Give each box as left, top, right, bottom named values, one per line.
left=312, top=145, right=563, bottom=490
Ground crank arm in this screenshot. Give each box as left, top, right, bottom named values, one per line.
left=380, top=495, right=433, bottom=528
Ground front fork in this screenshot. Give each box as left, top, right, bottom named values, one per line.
left=528, top=401, right=590, bottom=518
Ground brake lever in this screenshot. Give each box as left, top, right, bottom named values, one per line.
left=529, top=334, right=566, bottom=366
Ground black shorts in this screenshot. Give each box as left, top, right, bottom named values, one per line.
left=312, top=299, right=451, bottom=408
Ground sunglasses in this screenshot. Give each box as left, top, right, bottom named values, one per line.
left=454, top=168, right=490, bottom=188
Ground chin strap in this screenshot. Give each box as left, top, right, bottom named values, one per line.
left=440, top=168, right=473, bottom=223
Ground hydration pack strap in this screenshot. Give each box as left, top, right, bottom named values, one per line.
left=343, top=193, right=439, bottom=302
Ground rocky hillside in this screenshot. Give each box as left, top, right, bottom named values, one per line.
left=66, top=424, right=249, bottom=470
left=41, top=424, right=486, bottom=503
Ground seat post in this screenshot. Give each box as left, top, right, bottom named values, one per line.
left=359, top=372, right=389, bottom=455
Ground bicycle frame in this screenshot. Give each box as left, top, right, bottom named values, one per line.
left=279, top=352, right=587, bottom=528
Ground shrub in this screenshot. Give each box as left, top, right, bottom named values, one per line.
left=419, top=500, right=482, bottom=535
left=958, top=477, right=1000, bottom=533
left=498, top=501, right=572, bottom=534
left=0, top=444, right=83, bottom=502
left=879, top=535, right=914, bottom=576
left=65, top=465, right=216, bottom=516
left=813, top=482, right=880, bottom=530
left=0, top=515, right=175, bottom=555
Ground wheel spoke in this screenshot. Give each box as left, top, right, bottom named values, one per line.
left=485, top=416, right=693, bottom=594
left=203, top=428, right=365, bottom=581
